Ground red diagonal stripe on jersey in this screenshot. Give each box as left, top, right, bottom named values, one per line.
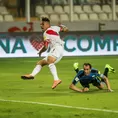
left=46, top=30, right=58, bottom=36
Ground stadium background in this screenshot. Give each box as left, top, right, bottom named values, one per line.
left=0, top=0, right=118, bottom=118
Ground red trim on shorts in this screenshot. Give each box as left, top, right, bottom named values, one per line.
left=46, top=30, right=59, bottom=36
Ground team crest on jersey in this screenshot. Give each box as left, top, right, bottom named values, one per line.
left=75, top=77, right=79, bottom=82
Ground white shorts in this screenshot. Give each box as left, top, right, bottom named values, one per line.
left=43, top=45, right=64, bottom=64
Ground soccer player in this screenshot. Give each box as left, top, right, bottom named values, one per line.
left=69, top=63, right=115, bottom=92
left=21, top=17, right=68, bottom=89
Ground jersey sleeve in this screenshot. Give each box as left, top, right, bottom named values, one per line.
left=91, top=68, right=98, bottom=73
left=43, top=32, right=51, bottom=47
left=43, top=33, right=50, bottom=41
left=44, top=27, right=60, bottom=41
left=94, top=73, right=105, bottom=79
left=100, top=74, right=105, bottom=78
left=51, top=26, right=61, bottom=33
left=72, top=75, right=80, bottom=85
left=72, top=70, right=84, bottom=85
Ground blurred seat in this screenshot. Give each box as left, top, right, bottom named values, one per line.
left=64, top=5, right=69, bottom=14
left=79, top=13, right=89, bottom=20
left=108, top=13, right=112, bottom=20
left=94, top=0, right=101, bottom=4
left=44, top=6, right=54, bottom=14
left=60, top=0, right=68, bottom=4
left=87, top=0, right=95, bottom=4
left=36, top=6, right=45, bottom=15
left=92, top=5, right=103, bottom=13
left=0, top=15, right=4, bottom=22
left=52, top=0, right=67, bottom=5
left=73, top=13, right=79, bottom=21
left=87, top=0, right=101, bottom=4
left=115, top=5, right=118, bottom=13
left=4, top=14, right=14, bottom=21
left=7, top=0, right=17, bottom=7
left=60, top=14, right=69, bottom=21
left=63, top=0, right=68, bottom=4
left=99, top=13, right=108, bottom=20
left=89, top=13, right=99, bottom=20
left=0, top=6, right=9, bottom=15
left=40, top=14, right=49, bottom=19
left=74, top=5, right=84, bottom=14
left=54, top=5, right=64, bottom=14
left=102, top=5, right=112, bottom=13
left=50, top=14, right=60, bottom=22
left=108, top=13, right=118, bottom=20
left=83, top=5, right=93, bottom=13
left=54, top=0, right=68, bottom=5
left=51, top=0, right=59, bottom=5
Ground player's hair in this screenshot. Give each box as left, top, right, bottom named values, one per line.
left=41, top=17, right=50, bottom=23
left=83, top=63, right=92, bottom=69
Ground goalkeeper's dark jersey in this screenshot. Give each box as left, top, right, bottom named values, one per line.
left=72, top=68, right=104, bottom=88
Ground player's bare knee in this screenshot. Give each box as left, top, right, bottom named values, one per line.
left=47, top=56, right=56, bottom=64
left=37, top=60, right=48, bottom=66
left=98, top=85, right=104, bottom=90
left=99, top=87, right=103, bottom=90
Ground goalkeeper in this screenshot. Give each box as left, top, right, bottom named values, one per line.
left=69, top=63, right=115, bottom=93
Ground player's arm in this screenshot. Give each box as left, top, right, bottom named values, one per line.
left=101, top=74, right=113, bottom=92
left=69, top=83, right=83, bottom=93
left=38, top=32, right=51, bottom=56
left=69, top=74, right=83, bottom=93
left=59, top=24, right=68, bottom=32
left=69, top=83, right=89, bottom=93
left=38, top=39, right=49, bottom=56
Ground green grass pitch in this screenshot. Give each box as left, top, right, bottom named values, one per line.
left=0, top=56, right=118, bottom=118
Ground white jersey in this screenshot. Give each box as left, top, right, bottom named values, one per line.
left=43, top=26, right=64, bottom=49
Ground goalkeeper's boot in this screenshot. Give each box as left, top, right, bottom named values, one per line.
left=73, top=62, right=79, bottom=73
left=52, top=80, right=62, bottom=89
left=105, top=64, right=115, bottom=73
left=21, top=74, right=34, bottom=80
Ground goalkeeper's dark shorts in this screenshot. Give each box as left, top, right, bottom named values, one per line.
left=80, top=82, right=90, bottom=88
left=92, top=77, right=101, bottom=87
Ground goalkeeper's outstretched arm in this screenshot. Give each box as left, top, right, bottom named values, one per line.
left=102, top=76, right=113, bottom=92
left=69, top=83, right=83, bottom=92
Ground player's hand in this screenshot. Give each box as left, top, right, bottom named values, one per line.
left=37, top=48, right=43, bottom=57
left=59, top=24, right=68, bottom=32
left=108, top=89, right=114, bottom=92
left=37, top=46, right=46, bottom=57
left=37, top=51, right=41, bottom=57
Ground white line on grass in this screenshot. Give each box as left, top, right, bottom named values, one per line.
left=0, top=99, right=118, bottom=114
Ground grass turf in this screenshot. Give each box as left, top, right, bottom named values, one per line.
left=0, top=56, right=118, bottom=118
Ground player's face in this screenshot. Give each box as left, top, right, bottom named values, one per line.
left=40, top=21, right=49, bottom=31
left=83, top=65, right=91, bottom=75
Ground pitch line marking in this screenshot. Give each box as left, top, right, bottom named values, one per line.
left=0, top=99, right=118, bottom=114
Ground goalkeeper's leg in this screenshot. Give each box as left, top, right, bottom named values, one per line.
left=101, top=64, right=115, bottom=82
left=73, top=62, right=79, bottom=73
